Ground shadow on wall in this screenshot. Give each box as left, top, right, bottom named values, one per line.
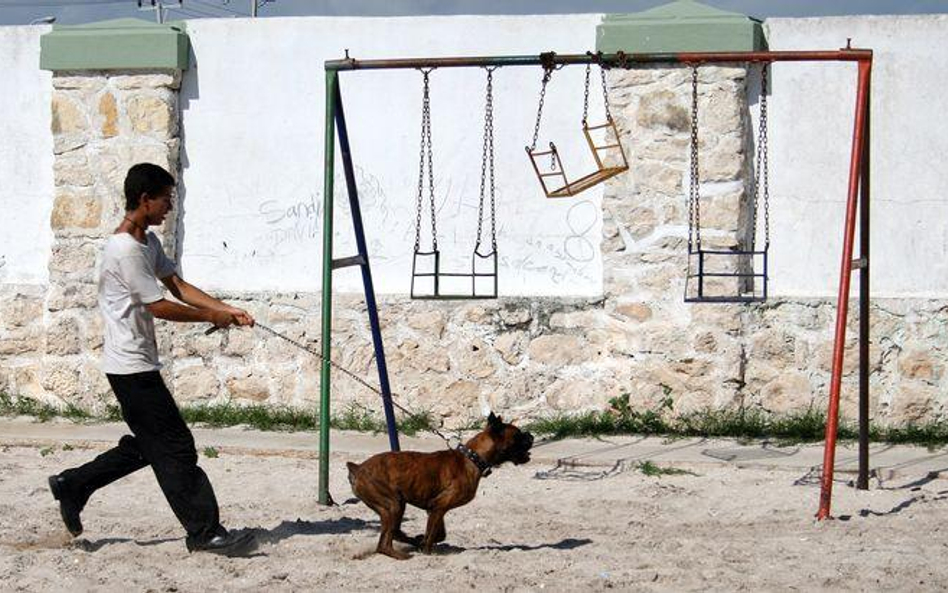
left=175, top=41, right=201, bottom=277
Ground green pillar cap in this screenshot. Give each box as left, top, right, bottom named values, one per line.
left=597, top=0, right=766, bottom=54
left=40, top=18, right=189, bottom=71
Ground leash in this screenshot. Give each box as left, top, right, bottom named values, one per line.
left=206, top=322, right=458, bottom=448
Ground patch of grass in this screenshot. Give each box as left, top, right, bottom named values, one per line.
left=181, top=402, right=319, bottom=432
left=526, top=394, right=675, bottom=440
left=0, top=392, right=93, bottom=423
left=1, top=390, right=437, bottom=436
left=871, top=423, right=948, bottom=449
left=332, top=402, right=437, bottom=437
left=39, top=446, right=55, bottom=457
left=395, top=409, right=437, bottom=437
left=202, top=446, right=219, bottom=459
left=333, top=403, right=387, bottom=433
left=104, top=404, right=123, bottom=422
left=637, top=460, right=698, bottom=477
left=525, top=392, right=948, bottom=447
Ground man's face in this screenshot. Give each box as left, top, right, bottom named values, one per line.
left=142, top=187, right=175, bottom=226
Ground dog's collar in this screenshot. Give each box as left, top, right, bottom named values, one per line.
left=457, top=444, right=492, bottom=477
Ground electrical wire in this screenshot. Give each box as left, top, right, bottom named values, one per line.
left=0, top=0, right=128, bottom=6
left=165, top=5, right=221, bottom=18
left=191, top=0, right=248, bottom=17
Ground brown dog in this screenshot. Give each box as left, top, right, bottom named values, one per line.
left=347, top=413, right=533, bottom=559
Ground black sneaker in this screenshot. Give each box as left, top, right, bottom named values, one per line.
left=186, top=529, right=257, bottom=557
left=48, top=475, right=83, bottom=537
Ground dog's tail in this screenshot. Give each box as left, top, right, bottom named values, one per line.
left=346, top=461, right=360, bottom=488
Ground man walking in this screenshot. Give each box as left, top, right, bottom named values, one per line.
left=49, top=163, right=256, bottom=556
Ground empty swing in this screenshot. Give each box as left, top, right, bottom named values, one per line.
left=525, top=52, right=629, bottom=198
left=410, top=67, right=499, bottom=300
left=685, top=63, right=771, bottom=303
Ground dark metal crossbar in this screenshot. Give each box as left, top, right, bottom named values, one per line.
left=325, top=50, right=872, bottom=71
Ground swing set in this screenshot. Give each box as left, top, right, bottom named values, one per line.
left=319, top=48, right=873, bottom=524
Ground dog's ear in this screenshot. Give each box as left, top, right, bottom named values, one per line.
left=487, top=412, right=504, bottom=433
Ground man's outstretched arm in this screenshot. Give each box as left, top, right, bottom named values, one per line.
left=145, top=298, right=238, bottom=328
left=159, top=273, right=254, bottom=326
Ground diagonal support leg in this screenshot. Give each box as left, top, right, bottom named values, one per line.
left=333, top=79, right=400, bottom=452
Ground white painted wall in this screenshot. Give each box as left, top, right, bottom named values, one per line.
left=0, top=26, right=53, bottom=285
left=763, top=16, right=948, bottom=298
left=179, top=15, right=605, bottom=296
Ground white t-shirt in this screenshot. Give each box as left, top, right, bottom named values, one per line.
left=99, top=232, right=177, bottom=374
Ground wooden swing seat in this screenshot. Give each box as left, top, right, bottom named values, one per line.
left=527, top=116, right=628, bottom=198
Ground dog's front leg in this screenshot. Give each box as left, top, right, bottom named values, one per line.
left=422, top=508, right=448, bottom=554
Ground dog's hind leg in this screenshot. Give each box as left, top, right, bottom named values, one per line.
left=421, top=508, right=448, bottom=554
left=391, top=501, right=422, bottom=546
left=377, top=500, right=410, bottom=560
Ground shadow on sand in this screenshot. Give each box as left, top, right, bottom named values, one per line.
left=423, top=536, right=593, bottom=556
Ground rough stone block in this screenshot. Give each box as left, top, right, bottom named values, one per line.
left=527, top=334, right=585, bottom=366
left=174, top=364, right=221, bottom=402
left=226, top=372, right=270, bottom=402
left=636, top=89, right=690, bottom=132
left=53, top=75, right=106, bottom=92
left=493, top=331, right=526, bottom=365
left=407, top=310, right=445, bottom=338
left=54, top=152, right=94, bottom=187
left=51, top=94, right=88, bottom=135
left=127, top=95, right=173, bottom=137
left=0, top=328, right=44, bottom=356
left=456, top=339, right=495, bottom=379
left=1, top=294, right=43, bottom=329
left=41, top=364, right=81, bottom=399
left=45, top=316, right=81, bottom=356
left=898, top=346, right=943, bottom=383
left=112, top=71, right=182, bottom=91
left=615, top=302, right=653, bottom=322
left=46, top=284, right=98, bottom=312
left=759, top=371, right=814, bottom=413
left=51, top=189, right=102, bottom=230
left=48, top=241, right=98, bottom=277
left=98, top=92, right=119, bottom=138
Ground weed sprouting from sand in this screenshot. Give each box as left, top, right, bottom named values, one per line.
left=637, top=461, right=698, bottom=477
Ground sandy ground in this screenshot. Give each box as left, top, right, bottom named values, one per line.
left=2, top=442, right=948, bottom=592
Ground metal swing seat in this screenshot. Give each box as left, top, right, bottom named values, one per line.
left=685, top=63, right=771, bottom=304
left=410, top=67, right=499, bottom=300
left=526, top=53, right=629, bottom=198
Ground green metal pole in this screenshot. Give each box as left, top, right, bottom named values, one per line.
left=318, top=69, right=338, bottom=505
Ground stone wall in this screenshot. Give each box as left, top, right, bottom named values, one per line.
left=5, top=69, right=182, bottom=412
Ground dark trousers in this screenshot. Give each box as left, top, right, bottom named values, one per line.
left=60, top=371, right=221, bottom=542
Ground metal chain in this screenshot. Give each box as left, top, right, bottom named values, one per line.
left=528, top=65, right=553, bottom=152
left=489, top=74, right=497, bottom=251
left=689, top=65, right=702, bottom=250
left=600, top=63, right=613, bottom=122
left=414, top=68, right=438, bottom=252
left=757, top=64, right=771, bottom=248
left=582, top=61, right=591, bottom=125
left=475, top=67, right=497, bottom=252
left=251, top=321, right=456, bottom=446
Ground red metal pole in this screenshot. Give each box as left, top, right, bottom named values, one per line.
left=817, top=57, right=873, bottom=520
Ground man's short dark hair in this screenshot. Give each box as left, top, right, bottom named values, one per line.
left=124, top=163, right=175, bottom=211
